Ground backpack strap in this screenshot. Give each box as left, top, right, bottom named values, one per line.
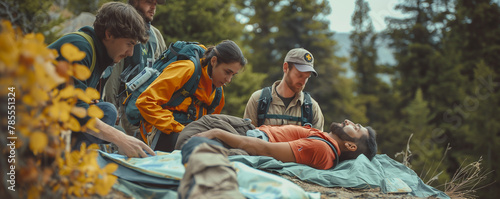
left=68, top=32, right=96, bottom=74
left=124, top=41, right=207, bottom=126
left=301, top=92, right=313, bottom=126
left=308, top=136, right=339, bottom=169
left=180, top=83, right=222, bottom=123
left=257, top=87, right=314, bottom=126
left=160, top=44, right=203, bottom=108
left=256, top=86, right=273, bottom=126
left=158, top=43, right=204, bottom=124
left=148, top=28, right=158, bottom=58
left=206, top=87, right=222, bottom=115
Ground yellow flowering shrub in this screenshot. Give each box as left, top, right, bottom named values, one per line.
left=0, top=20, right=117, bottom=198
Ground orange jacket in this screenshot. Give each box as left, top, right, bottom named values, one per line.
left=136, top=59, right=225, bottom=141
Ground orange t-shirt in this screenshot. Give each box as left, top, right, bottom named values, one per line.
left=257, top=125, right=340, bottom=170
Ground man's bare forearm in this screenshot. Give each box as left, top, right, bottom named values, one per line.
left=86, top=118, right=121, bottom=143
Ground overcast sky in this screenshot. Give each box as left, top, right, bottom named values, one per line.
left=328, top=0, right=404, bottom=33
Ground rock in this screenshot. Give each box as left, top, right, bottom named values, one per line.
left=53, top=12, right=95, bottom=36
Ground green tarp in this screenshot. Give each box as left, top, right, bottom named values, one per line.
left=97, top=151, right=448, bottom=198
left=228, top=154, right=449, bottom=198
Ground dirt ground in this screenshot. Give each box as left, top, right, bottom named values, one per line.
left=276, top=173, right=425, bottom=199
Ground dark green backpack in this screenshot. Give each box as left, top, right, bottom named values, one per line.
left=123, top=41, right=222, bottom=126
left=256, top=86, right=313, bottom=127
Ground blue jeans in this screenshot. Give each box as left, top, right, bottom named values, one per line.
left=72, top=102, right=117, bottom=150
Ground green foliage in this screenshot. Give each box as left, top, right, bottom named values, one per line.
left=0, top=0, right=117, bottom=43
left=439, top=1, right=500, bottom=197
left=221, top=63, right=267, bottom=117
left=329, top=77, right=368, bottom=124
left=402, top=89, right=450, bottom=185
left=155, top=0, right=244, bottom=45
left=240, top=0, right=357, bottom=124
left=349, top=0, right=392, bottom=125
left=385, top=0, right=500, bottom=196
left=66, top=0, right=116, bottom=15
left=153, top=0, right=252, bottom=117
left=1, top=0, right=58, bottom=34
left=239, top=0, right=287, bottom=76
left=241, top=0, right=337, bottom=82
left=386, top=0, right=445, bottom=105
left=448, top=61, right=500, bottom=197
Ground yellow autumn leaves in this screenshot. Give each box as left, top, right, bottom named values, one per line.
left=56, top=143, right=118, bottom=197
left=29, top=132, right=49, bottom=155
left=61, top=42, right=86, bottom=63
left=0, top=20, right=117, bottom=197
left=58, top=43, right=92, bottom=81
left=0, top=19, right=101, bottom=155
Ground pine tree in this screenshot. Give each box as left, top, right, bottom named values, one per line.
left=442, top=0, right=500, bottom=196
left=154, top=0, right=244, bottom=45
left=238, top=0, right=281, bottom=77
left=386, top=0, right=500, bottom=195
left=402, top=89, right=450, bottom=185
left=350, top=0, right=378, bottom=96
left=349, top=0, right=394, bottom=125
left=240, top=0, right=357, bottom=124
left=221, top=63, right=268, bottom=117
left=386, top=0, right=442, bottom=105
left=385, top=0, right=454, bottom=187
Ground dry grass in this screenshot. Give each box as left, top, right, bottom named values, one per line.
left=395, top=133, right=413, bottom=168
left=442, top=157, right=494, bottom=199
left=395, top=134, right=494, bottom=199
left=420, top=143, right=451, bottom=186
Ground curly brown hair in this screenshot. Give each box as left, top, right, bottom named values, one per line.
left=94, top=2, right=148, bottom=43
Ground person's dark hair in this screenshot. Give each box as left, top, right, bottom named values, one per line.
left=94, top=2, right=148, bottom=43
left=286, top=62, right=295, bottom=71
left=364, top=127, right=377, bottom=160
left=201, top=40, right=247, bottom=75
left=337, top=126, right=377, bottom=161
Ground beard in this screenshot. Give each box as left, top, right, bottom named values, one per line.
left=330, top=122, right=355, bottom=142
left=133, top=5, right=153, bottom=23
left=140, top=11, right=153, bottom=23
left=284, top=72, right=303, bottom=93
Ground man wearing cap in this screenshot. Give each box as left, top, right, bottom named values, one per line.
left=244, top=48, right=325, bottom=131
left=103, top=0, right=167, bottom=139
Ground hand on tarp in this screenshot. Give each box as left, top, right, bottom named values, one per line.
left=117, top=134, right=156, bottom=158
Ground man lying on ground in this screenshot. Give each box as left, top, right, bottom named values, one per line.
left=176, top=114, right=377, bottom=170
